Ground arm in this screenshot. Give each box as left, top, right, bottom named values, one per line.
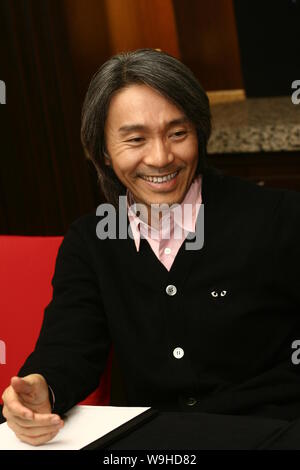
left=275, top=189, right=300, bottom=307
left=17, top=217, right=112, bottom=416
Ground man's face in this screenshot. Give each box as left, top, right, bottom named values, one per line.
left=104, top=84, right=199, bottom=211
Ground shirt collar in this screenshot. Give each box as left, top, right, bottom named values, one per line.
left=127, top=174, right=202, bottom=251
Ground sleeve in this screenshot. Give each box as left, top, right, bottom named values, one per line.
left=17, top=218, right=112, bottom=415
left=48, top=385, right=55, bottom=410
left=275, top=189, right=300, bottom=307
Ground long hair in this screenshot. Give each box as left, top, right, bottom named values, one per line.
left=81, top=48, right=212, bottom=208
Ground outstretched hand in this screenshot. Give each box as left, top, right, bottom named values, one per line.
left=2, top=374, right=64, bottom=446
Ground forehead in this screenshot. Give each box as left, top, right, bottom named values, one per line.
left=106, top=84, right=185, bottom=128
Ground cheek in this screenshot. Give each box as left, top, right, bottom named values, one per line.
left=114, top=151, right=142, bottom=177
left=175, top=139, right=198, bottom=163
left=177, top=131, right=197, bottom=150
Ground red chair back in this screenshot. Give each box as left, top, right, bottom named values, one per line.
left=0, top=236, right=112, bottom=406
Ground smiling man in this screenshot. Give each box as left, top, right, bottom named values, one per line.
left=2, top=48, right=300, bottom=446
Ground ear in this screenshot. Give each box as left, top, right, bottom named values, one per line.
left=104, top=152, right=111, bottom=166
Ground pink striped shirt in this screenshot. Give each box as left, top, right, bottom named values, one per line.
left=126, top=174, right=202, bottom=271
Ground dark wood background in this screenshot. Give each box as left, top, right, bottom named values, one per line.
left=0, top=0, right=298, bottom=235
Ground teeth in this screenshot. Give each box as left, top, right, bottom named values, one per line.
left=142, top=171, right=178, bottom=183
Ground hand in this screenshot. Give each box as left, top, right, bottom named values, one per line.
left=2, top=374, right=64, bottom=446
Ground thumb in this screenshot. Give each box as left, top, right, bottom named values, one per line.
left=10, top=374, right=50, bottom=408
left=11, top=376, right=34, bottom=395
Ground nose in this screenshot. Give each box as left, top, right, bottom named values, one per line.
left=143, top=137, right=174, bottom=169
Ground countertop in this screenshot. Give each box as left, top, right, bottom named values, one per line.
left=207, top=96, right=300, bottom=154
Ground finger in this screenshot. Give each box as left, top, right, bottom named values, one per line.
left=17, top=430, right=59, bottom=446
left=5, top=398, right=34, bottom=420
left=11, top=376, right=33, bottom=395
left=2, top=405, right=8, bottom=420
left=7, top=419, right=64, bottom=437
left=10, top=412, right=63, bottom=428
left=3, top=384, right=33, bottom=419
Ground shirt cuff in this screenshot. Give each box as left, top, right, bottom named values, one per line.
left=48, top=385, right=55, bottom=411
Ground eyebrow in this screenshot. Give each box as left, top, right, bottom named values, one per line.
left=118, top=117, right=189, bottom=135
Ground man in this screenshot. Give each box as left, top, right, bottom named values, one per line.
left=2, top=48, right=300, bottom=446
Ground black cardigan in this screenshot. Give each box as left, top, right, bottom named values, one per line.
left=19, top=170, right=300, bottom=421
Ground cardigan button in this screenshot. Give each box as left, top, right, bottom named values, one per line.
left=186, top=397, right=197, bottom=406
left=166, top=284, right=177, bottom=296
left=173, top=347, right=184, bottom=359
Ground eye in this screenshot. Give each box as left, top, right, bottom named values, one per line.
left=220, top=290, right=227, bottom=297
left=171, top=130, right=187, bottom=138
left=127, top=137, right=145, bottom=143
left=211, top=291, right=218, bottom=298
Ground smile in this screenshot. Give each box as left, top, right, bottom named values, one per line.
left=140, top=170, right=179, bottom=183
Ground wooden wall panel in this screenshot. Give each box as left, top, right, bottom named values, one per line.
left=62, top=0, right=111, bottom=99
left=173, top=0, right=244, bottom=91
left=104, top=0, right=180, bottom=57
left=63, top=0, right=180, bottom=101
left=0, top=0, right=96, bottom=235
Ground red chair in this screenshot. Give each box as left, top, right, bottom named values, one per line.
left=0, top=236, right=112, bottom=406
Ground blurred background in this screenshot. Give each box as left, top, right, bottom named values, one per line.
left=0, top=0, right=299, bottom=235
